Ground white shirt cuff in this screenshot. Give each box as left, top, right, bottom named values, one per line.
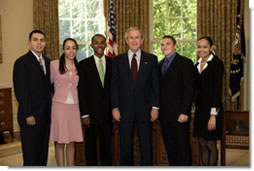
left=210, top=108, right=218, bottom=115
left=82, top=114, right=89, bottom=118
left=152, top=106, right=159, bottom=110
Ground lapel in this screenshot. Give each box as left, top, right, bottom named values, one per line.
left=68, top=62, right=78, bottom=82
left=122, top=52, right=134, bottom=85
left=135, top=50, right=147, bottom=86
left=198, top=57, right=216, bottom=77
left=104, top=56, right=111, bottom=87
left=194, top=62, right=200, bottom=76
left=164, top=53, right=179, bottom=76
left=43, top=55, right=50, bottom=78
left=28, top=51, right=46, bottom=76
left=90, top=56, right=104, bottom=88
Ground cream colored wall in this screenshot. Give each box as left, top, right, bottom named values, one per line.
left=0, top=0, right=33, bottom=132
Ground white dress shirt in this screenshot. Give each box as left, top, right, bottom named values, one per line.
left=128, top=49, right=141, bottom=70
left=94, top=55, right=106, bottom=73
left=31, top=50, right=46, bottom=75
left=64, top=72, right=75, bottom=104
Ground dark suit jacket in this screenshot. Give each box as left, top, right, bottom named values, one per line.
left=13, top=50, right=51, bottom=126
left=158, top=53, right=195, bottom=122
left=194, top=55, right=224, bottom=111
left=78, top=55, right=112, bottom=126
left=193, top=55, right=224, bottom=132
left=111, top=50, right=160, bottom=122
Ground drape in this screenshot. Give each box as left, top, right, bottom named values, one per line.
left=197, top=0, right=240, bottom=110
left=33, top=0, right=59, bottom=60
left=104, top=0, right=150, bottom=54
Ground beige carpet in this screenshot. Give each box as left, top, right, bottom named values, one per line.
left=0, top=141, right=56, bottom=166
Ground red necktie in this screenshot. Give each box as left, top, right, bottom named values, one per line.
left=131, top=54, right=138, bottom=84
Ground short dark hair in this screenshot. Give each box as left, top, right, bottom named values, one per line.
left=198, top=36, right=213, bottom=46
left=91, top=34, right=106, bottom=43
left=29, top=30, right=46, bottom=41
left=161, top=35, right=176, bottom=45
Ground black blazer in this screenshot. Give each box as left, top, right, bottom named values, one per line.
left=194, top=55, right=224, bottom=115
left=111, top=50, right=160, bottom=122
left=13, top=51, right=51, bottom=126
left=158, top=53, right=195, bottom=122
left=78, top=55, right=112, bottom=126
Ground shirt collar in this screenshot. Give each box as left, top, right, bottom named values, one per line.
left=128, top=49, right=141, bottom=58
left=30, top=50, right=43, bottom=61
left=93, top=54, right=106, bottom=64
left=197, top=54, right=214, bottom=64
left=165, top=52, right=176, bottom=59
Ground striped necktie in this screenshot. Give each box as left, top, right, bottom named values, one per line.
left=38, top=57, right=45, bottom=74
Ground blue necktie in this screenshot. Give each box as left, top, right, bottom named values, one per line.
left=162, top=58, right=168, bottom=77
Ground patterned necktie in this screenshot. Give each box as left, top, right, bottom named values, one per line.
left=98, top=59, right=105, bottom=87
left=131, top=54, right=138, bottom=84
left=162, top=57, right=168, bottom=77
left=38, top=57, right=45, bottom=74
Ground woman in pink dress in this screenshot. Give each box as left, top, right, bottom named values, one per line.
left=50, top=38, right=83, bottom=166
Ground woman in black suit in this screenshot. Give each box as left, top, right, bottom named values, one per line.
left=193, top=36, right=224, bottom=166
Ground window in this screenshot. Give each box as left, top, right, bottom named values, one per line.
left=152, top=0, right=197, bottom=62
left=59, top=0, right=105, bottom=61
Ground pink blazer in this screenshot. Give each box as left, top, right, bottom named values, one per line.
left=50, top=59, right=79, bottom=104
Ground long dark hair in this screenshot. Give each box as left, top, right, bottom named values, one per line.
left=59, top=38, right=79, bottom=75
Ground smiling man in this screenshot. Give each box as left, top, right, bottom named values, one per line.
left=13, top=30, right=51, bottom=166
left=78, top=34, right=112, bottom=166
left=158, top=35, right=195, bottom=166
left=111, top=27, right=160, bottom=166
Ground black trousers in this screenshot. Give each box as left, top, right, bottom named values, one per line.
left=119, top=120, right=153, bottom=166
left=20, top=121, right=50, bottom=166
left=160, top=121, right=192, bottom=166
left=85, top=122, right=112, bottom=166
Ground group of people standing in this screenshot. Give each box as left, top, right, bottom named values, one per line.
left=13, top=27, right=224, bottom=167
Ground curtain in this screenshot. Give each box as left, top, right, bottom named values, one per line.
left=197, top=0, right=240, bottom=110
left=33, top=0, right=59, bottom=60
left=104, top=0, right=150, bottom=54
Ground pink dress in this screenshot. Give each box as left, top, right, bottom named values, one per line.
left=49, top=60, right=83, bottom=143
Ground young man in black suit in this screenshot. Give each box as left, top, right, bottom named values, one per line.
left=158, top=35, right=195, bottom=166
left=78, top=34, right=112, bottom=166
left=13, top=30, right=51, bottom=166
left=111, top=27, right=160, bottom=166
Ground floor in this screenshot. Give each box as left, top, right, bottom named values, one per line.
left=0, top=132, right=250, bottom=167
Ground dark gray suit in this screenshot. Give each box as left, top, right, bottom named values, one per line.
left=111, top=50, right=160, bottom=166
left=13, top=50, right=51, bottom=166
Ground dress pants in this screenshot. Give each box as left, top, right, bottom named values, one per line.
left=119, top=120, right=153, bottom=166
left=160, top=121, right=192, bottom=166
left=20, top=121, right=50, bottom=166
left=85, top=122, right=112, bottom=166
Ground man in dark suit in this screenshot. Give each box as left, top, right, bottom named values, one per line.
left=158, top=35, right=195, bottom=166
left=13, top=30, right=51, bottom=166
left=111, top=27, right=160, bottom=166
left=78, top=34, right=112, bottom=166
